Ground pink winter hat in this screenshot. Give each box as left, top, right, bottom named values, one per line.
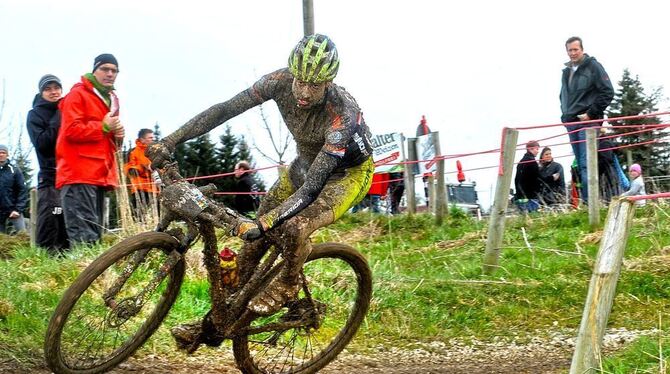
left=630, top=163, right=642, bottom=173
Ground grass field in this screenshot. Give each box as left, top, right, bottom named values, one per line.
left=0, top=203, right=668, bottom=372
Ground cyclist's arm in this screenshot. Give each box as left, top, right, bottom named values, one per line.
left=162, top=69, right=286, bottom=149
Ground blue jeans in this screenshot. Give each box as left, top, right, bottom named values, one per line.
left=515, top=199, right=539, bottom=214
left=567, top=126, right=589, bottom=201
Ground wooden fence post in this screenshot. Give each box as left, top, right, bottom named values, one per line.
left=405, top=138, right=417, bottom=214
left=483, top=128, right=519, bottom=275
left=433, top=132, right=447, bottom=225
left=586, top=128, right=600, bottom=230
left=569, top=198, right=636, bottom=373
left=399, top=134, right=414, bottom=216
left=29, top=188, right=37, bottom=247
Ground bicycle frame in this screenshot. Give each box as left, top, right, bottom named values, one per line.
left=115, top=163, right=315, bottom=344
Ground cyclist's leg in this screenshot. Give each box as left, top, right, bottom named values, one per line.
left=249, top=158, right=374, bottom=315
left=237, top=164, right=296, bottom=284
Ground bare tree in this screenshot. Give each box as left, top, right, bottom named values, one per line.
left=249, top=104, right=293, bottom=165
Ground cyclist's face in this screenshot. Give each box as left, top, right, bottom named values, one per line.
left=292, top=79, right=327, bottom=109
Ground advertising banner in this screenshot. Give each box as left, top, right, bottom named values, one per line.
left=370, top=132, right=404, bottom=173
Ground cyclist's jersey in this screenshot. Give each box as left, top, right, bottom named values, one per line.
left=164, top=68, right=373, bottom=230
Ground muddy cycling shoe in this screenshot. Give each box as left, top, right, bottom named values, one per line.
left=248, top=277, right=301, bottom=316
left=171, top=322, right=202, bottom=351
left=171, top=312, right=223, bottom=352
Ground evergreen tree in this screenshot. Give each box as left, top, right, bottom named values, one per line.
left=153, top=122, right=162, bottom=141
left=215, top=126, right=243, bottom=205
left=606, top=69, right=669, bottom=179
left=214, top=126, right=266, bottom=206
left=181, top=134, right=218, bottom=184
left=12, top=140, right=33, bottom=188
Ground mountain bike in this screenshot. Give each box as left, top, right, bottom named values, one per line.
left=44, top=162, right=373, bottom=374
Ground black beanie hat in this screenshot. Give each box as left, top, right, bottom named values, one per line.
left=38, top=74, right=62, bottom=92
left=93, top=53, right=119, bottom=72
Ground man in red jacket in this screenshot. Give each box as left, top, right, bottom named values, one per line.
left=56, top=53, right=124, bottom=245
left=124, top=128, right=160, bottom=220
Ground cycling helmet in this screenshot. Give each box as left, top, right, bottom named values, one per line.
left=288, top=34, right=339, bottom=83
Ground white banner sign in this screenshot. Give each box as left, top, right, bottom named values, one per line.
left=370, top=132, right=404, bottom=173
left=417, top=133, right=437, bottom=175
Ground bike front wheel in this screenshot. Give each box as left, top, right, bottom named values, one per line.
left=232, top=242, right=372, bottom=374
left=44, top=232, right=185, bottom=374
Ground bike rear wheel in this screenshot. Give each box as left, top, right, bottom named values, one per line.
left=232, top=242, right=372, bottom=374
left=44, top=232, right=185, bottom=374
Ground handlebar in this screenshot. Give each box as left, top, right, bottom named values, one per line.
left=157, top=162, right=245, bottom=230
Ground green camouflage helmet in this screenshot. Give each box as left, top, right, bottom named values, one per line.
left=288, top=34, right=339, bottom=83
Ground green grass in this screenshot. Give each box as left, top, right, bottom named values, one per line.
left=1, top=204, right=669, bottom=372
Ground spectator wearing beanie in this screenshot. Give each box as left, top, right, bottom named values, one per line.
left=27, top=74, right=70, bottom=254
left=56, top=53, right=125, bottom=245
left=621, top=163, right=646, bottom=206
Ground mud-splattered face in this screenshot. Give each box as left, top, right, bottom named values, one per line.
left=292, top=79, right=327, bottom=109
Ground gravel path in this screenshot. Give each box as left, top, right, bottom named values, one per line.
left=0, top=328, right=653, bottom=374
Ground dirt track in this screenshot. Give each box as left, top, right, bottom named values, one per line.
left=1, top=328, right=648, bottom=374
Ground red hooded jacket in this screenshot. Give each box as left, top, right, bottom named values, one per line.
left=56, top=76, right=119, bottom=189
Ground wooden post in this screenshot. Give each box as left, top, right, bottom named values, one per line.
left=400, top=135, right=415, bottom=215
left=433, top=132, right=447, bottom=225
left=483, top=128, right=519, bottom=275
left=569, top=198, right=636, bottom=374
left=103, top=197, right=110, bottom=230
left=302, top=0, right=314, bottom=36
left=406, top=138, right=418, bottom=214
left=626, top=149, right=633, bottom=168
left=29, top=188, right=37, bottom=247
left=586, top=128, right=600, bottom=229
left=427, top=175, right=435, bottom=212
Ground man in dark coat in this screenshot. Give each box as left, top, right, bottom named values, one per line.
left=514, top=140, right=541, bottom=213
left=560, top=36, right=614, bottom=202
left=233, top=161, right=260, bottom=218
left=27, top=74, right=69, bottom=253
left=538, top=147, right=565, bottom=206
left=0, top=145, right=27, bottom=234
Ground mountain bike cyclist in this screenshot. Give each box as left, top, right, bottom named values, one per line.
left=148, top=34, right=374, bottom=346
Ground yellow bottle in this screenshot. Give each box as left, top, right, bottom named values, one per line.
left=219, top=247, right=239, bottom=287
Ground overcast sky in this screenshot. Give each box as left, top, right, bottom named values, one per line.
left=1, top=0, right=669, bottom=208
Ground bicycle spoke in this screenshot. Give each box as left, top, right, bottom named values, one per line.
left=233, top=243, right=372, bottom=373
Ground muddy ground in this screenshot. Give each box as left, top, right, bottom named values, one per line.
left=0, top=328, right=648, bottom=374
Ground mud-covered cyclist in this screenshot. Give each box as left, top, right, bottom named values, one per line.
left=148, top=34, right=374, bottom=345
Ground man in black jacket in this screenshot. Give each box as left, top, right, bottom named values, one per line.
left=0, top=145, right=27, bottom=234
left=233, top=161, right=260, bottom=218
left=26, top=74, right=69, bottom=253
left=514, top=141, right=541, bottom=213
left=560, top=36, right=614, bottom=202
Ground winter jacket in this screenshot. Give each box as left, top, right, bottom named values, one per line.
left=538, top=160, right=565, bottom=205
left=56, top=76, right=119, bottom=189
left=560, top=54, right=614, bottom=124
left=514, top=152, right=540, bottom=200
left=234, top=173, right=260, bottom=216
left=0, top=160, right=27, bottom=213
left=27, top=94, right=61, bottom=189
left=124, top=139, right=158, bottom=193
